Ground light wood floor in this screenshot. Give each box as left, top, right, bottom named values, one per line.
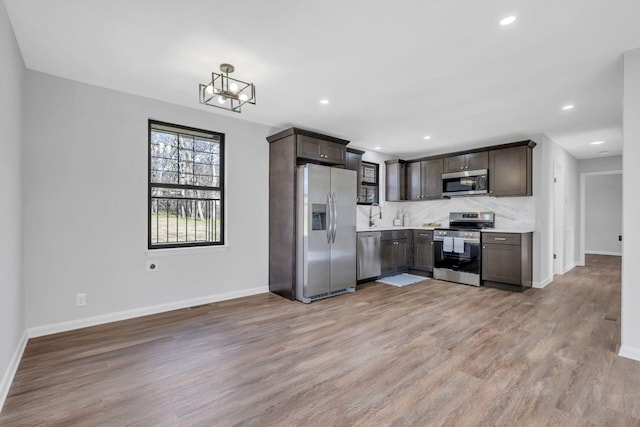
left=2, top=255, right=638, bottom=426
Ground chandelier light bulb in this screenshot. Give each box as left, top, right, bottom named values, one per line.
left=239, top=93, right=248, bottom=102
left=229, top=82, right=239, bottom=92
left=218, top=96, right=227, bottom=104
left=205, top=84, right=214, bottom=95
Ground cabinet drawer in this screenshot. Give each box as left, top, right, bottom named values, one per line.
left=381, top=230, right=408, bottom=241
left=482, top=232, right=521, bottom=245
left=413, top=230, right=433, bottom=239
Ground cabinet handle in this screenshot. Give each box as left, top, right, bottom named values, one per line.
left=493, top=237, right=507, bottom=241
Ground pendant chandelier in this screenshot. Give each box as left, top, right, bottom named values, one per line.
left=199, top=63, right=256, bottom=113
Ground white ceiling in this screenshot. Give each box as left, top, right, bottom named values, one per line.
left=5, top=0, right=640, bottom=159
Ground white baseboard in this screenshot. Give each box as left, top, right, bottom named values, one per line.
left=619, top=345, right=640, bottom=362
left=0, top=330, right=28, bottom=412
left=562, top=263, right=576, bottom=274
left=586, top=250, right=622, bottom=257
left=28, top=286, right=268, bottom=338
left=533, top=276, right=553, bottom=289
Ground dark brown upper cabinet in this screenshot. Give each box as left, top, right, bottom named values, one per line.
left=385, top=159, right=406, bottom=202
left=345, top=147, right=363, bottom=183
left=406, top=158, right=443, bottom=200
left=443, top=151, right=488, bottom=173
left=489, top=144, right=533, bottom=197
left=296, top=134, right=346, bottom=165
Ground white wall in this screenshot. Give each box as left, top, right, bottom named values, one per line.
left=530, top=133, right=580, bottom=286
left=23, top=71, right=273, bottom=332
left=584, top=174, right=622, bottom=255
left=0, top=0, right=26, bottom=408
left=621, top=47, right=640, bottom=361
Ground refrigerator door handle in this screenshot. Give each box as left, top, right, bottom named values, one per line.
left=331, top=191, right=338, bottom=243
left=326, top=192, right=332, bottom=243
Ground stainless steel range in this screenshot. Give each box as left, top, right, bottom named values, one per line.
left=433, top=212, right=495, bottom=286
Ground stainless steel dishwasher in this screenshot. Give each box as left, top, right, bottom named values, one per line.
left=357, top=231, right=381, bottom=280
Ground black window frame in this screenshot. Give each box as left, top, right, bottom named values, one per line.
left=148, top=119, right=225, bottom=249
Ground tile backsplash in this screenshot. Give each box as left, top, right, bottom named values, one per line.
left=357, top=196, right=535, bottom=230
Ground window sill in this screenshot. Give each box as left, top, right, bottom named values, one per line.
left=146, top=245, right=230, bottom=257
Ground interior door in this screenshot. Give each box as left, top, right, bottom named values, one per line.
left=330, top=167, right=357, bottom=291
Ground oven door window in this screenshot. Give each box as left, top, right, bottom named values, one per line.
left=434, top=240, right=480, bottom=274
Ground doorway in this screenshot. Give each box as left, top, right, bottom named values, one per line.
left=579, top=170, right=623, bottom=265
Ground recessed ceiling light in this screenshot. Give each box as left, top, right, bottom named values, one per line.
left=374, top=146, right=382, bottom=150
left=562, top=105, right=574, bottom=110
left=320, top=99, right=329, bottom=104
left=590, top=141, right=605, bottom=145
left=500, top=16, right=516, bottom=26
left=423, top=136, right=431, bottom=140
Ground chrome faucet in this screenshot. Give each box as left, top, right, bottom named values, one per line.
left=369, top=203, right=382, bottom=227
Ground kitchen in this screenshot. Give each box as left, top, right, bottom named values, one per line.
left=267, top=128, right=536, bottom=302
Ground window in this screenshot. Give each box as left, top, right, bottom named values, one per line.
left=358, top=161, right=379, bottom=204
left=148, top=120, right=224, bottom=249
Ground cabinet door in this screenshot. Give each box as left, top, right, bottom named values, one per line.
left=413, top=231, right=434, bottom=271
left=345, top=150, right=361, bottom=173
left=296, top=135, right=323, bottom=162
left=324, top=141, right=346, bottom=165
left=381, top=239, right=395, bottom=275
left=489, top=146, right=529, bottom=197
left=385, top=162, right=405, bottom=201
left=406, top=161, right=423, bottom=200
left=421, top=159, right=443, bottom=199
left=482, top=243, right=521, bottom=284
left=466, top=151, right=488, bottom=171
left=394, top=239, right=408, bottom=272
left=443, top=154, right=466, bottom=173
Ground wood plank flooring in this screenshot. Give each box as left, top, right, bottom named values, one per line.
left=2, top=255, right=639, bottom=426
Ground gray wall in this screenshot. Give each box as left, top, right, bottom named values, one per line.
left=23, top=70, right=273, bottom=331
left=621, top=47, right=640, bottom=360
left=585, top=174, right=622, bottom=255
left=0, top=0, right=25, bottom=406
left=578, top=155, right=622, bottom=174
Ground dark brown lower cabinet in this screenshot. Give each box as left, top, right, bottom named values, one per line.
left=381, top=230, right=408, bottom=276
left=481, top=232, right=532, bottom=291
left=412, top=230, right=434, bottom=273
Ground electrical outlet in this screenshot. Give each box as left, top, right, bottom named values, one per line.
left=76, top=293, right=87, bottom=307
left=146, top=260, right=159, bottom=272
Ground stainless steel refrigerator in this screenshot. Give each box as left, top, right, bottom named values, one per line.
left=296, top=164, right=357, bottom=303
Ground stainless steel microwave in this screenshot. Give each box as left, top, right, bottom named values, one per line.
left=442, top=169, right=488, bottom=197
